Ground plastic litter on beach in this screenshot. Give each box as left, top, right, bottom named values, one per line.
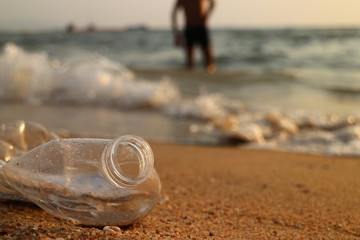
left=0, top=121, right=161, bottom=226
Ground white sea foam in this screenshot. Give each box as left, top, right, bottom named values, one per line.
left=1, top=43, right=360, bottom=157
left=0, top=43, right=180, bottom=108
left=0, top=43, right=53, bottom=103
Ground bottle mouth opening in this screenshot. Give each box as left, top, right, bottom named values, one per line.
left=102, top=135, right=154, bottom=188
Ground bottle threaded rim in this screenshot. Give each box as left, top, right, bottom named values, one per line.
left=101, top=135, right=154, bottom=188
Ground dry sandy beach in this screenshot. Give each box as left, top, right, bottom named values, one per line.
left=1, top=142, right=360, bottom=239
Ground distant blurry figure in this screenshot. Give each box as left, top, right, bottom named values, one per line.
left=172, top=0, right=216, bottom=73
left=86, top=23, right=96, bottom=32
left=65, top=23, right=77, bottom=33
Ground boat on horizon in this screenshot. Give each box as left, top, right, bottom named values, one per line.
left=65, top=23, right=148, bottom=33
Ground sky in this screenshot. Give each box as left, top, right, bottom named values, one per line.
left=1, top=0, right=360, bottom=31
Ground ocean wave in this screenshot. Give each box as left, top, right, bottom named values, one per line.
left=0, top=43, right=180, bottom=107
left=1, top=43, right=360, bottom=157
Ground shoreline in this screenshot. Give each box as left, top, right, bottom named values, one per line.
left=1, top=141, right=359, bottom=239
left=3, top=102, right=360, bottom=158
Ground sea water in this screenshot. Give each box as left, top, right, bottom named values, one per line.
left=0, top=28, right=360, bottom=156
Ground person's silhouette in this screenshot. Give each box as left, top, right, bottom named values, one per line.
left=172, top=0, right=216, bottom=73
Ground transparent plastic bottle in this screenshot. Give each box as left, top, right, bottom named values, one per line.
left=0, top=135, right=161, bottom=226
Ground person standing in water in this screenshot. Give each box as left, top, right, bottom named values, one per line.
left=172, top=0, right=216, bottom=73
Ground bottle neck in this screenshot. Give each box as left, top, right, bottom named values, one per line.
left=101, top=135, right=154, bottom=188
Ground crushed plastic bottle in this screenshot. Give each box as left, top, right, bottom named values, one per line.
left=0, top=120, right=60, bottom=163
left=0, top=122, right=161, bottom=226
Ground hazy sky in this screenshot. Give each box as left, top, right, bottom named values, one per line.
left=1, top=0, right=360, bottom=30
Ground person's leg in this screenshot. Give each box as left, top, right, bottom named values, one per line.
left=185, top=45, right=195, bottom=70
left=184, top=27, right=195, bottom=70
left=198, top=27, right=216, bottom=73
left=201, top=44, right=216, bottom=73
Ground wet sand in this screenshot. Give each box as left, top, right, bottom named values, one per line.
left=1, top=142, right=360, bottom=239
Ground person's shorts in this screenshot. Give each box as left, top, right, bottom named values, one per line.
left=184, top=26, right=210, bottom=47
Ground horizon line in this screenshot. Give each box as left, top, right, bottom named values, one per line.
left=1, top=23, right=360, bottom=34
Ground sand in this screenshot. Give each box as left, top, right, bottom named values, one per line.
left=1, top=142, right=360, bottom=239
